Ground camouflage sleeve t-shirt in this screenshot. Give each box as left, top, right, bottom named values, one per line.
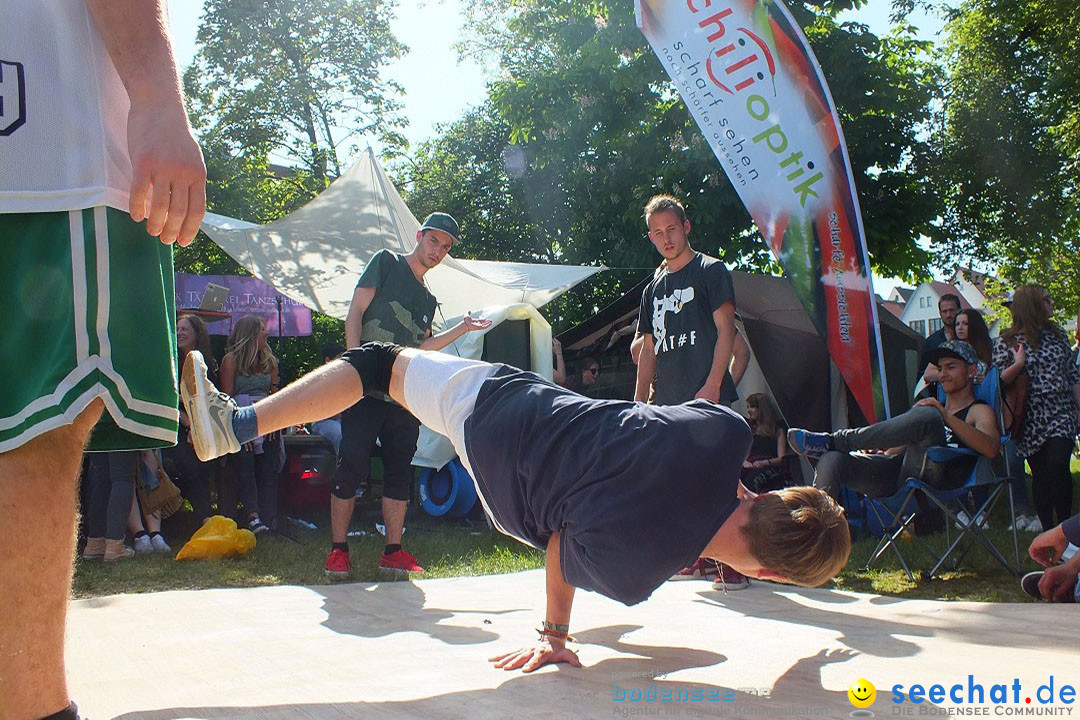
left=356, top=249, right=437, bottom=400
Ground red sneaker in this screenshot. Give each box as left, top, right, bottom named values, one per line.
left=324, top=548, right=352, bottom=579
left=711, top=564, right=751, bottom=591
left=670, top=558, right=720, bottom=581
left=379, top=548, right=425, bottom=574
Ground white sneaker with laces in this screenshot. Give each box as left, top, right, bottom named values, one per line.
left=181, top=350, right=242, bottom=461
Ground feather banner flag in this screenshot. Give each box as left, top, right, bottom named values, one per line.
left=637, top=0, right=890, bottom=421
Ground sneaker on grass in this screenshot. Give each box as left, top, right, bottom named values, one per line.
left=1021, top=571, right=1045, bottom=601
left=324, top=548, right=352, bottom=579
left=380, top=548, right=425, bottom=574
left=181, top=350, right=241, bottom=462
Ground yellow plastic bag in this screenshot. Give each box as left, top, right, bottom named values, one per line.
left=176, top=515, right=256, bottom=561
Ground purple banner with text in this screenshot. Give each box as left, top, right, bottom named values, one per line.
left=175, top=273, right=313, bottom=337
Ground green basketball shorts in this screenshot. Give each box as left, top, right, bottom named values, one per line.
left=0, top=207, right=179, bottom=453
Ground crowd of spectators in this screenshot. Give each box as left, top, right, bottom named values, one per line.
left=81, top=313, right=284, bottom=559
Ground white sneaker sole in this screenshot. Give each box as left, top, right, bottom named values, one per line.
left=181, top=351, right=233, bottom=461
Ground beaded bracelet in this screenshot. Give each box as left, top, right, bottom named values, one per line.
left=537, top=620, right=575, bottom=643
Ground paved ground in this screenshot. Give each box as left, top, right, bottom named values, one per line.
left=67, top=570, right=1078, bottom=719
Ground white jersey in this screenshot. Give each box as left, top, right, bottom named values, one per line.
left=0, top=0, right=133, bottom=213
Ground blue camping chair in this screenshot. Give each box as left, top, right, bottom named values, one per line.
left=863, top=366, right=1022, bottom=581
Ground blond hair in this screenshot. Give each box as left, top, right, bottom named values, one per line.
left=742, top=487, right=850, bottom=587
left=226, top=315, right=278, bottom=377
left=643, top=194, right=686, bottom=225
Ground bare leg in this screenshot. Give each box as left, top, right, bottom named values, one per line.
left=143, top=508, right=162, bottom=534
left=252, top=360, right=365, bottom=435
left=383, top=498, right=407, bottom=545
left=0, top=399, right=104, bottom=719
left=330, top=495, right=354, bottom=544
left=128, top=491, right=146, bottom=534
left=253, top=350, right=416, bottom=435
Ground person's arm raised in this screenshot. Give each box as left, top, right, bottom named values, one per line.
left=419, top=313, right=492, bottom=351
left=489, top=532, right=582, bottom=673
left=86, top=0, right=206, bottom=247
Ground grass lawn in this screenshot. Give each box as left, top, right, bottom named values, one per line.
left=73, top=464, right=1080, bottom=604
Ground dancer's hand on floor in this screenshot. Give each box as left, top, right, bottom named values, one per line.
left=489, top=641, right=582, bottom=673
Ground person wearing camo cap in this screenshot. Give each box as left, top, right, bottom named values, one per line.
left=325, top=212, right=491, bottom=579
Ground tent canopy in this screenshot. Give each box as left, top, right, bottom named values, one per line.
left=200, top=148, right=603, bottom=325
left=559, top=271, right=922, bottom=431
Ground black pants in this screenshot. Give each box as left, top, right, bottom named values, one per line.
left=1026, top=436, right=1075, bottom=530
left=335, top=395, right=419, bottom=501
left=163, top=426, right=214, bottom=521
left=221, top=436, right=282, bottom=526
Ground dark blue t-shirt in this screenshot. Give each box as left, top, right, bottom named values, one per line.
left=463, top=367, right=752, bottom=606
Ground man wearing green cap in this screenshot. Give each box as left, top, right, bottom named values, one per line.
left=325, top=212, right=492, bottom=578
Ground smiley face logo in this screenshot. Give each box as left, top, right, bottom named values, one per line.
left=848, top=679, right=876, bottom=708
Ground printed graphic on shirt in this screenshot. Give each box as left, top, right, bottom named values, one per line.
left=0, top=61, right=27, bottom=136
left=362, top=300, right=430, bottom=346
left=652, top=287, right=696, bottom=354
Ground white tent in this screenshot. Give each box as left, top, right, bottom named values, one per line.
left=199, top=148, right=604, bottom=328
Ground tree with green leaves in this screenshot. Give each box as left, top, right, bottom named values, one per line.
left=185, top=0, right=406, bottom=191
left=399, top=0, right=942, bottom=330
left=932, top=0, right=1080, bottom=317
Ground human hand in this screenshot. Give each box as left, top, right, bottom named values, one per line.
left=914, top=397, right=946, bottom=419
left=1037, top=560, right=1080, bottom=602
left=126, top=102, right=207, bottom=247
left=1013, top=343, right=1027, bottom=366
left=694, top=381, right=722, bottom=403
left=552, top=337, right=562, bottom=354
left=462, top=313, right=493, bottom=333
left=1029, top=524, right=1069, bottom=567
left=489, top=640, right=582, bottom=673
left=743, top=460, right=754, bottom=469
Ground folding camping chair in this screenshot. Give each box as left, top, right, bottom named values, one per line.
left=863, top=366, right=1022, bottom=581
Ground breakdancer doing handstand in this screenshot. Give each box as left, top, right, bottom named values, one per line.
left=181, top=342, right=850, bottom=672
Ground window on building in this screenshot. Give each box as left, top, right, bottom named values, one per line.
left=910, top=319, right=926, bottom=336
left=928, top=318, right=943, bottom=334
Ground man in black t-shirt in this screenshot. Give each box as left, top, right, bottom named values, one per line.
left=634, top=194, right=745, bottom=586
left=634, top=195, right=738, bottom=407
left=182, top=343, right=851, bottom=674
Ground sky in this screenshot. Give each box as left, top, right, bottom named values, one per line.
left=167, top=0, right=946, bottom=295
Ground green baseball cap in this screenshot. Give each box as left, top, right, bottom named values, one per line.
left=419, top=212, right=460, bottom=244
